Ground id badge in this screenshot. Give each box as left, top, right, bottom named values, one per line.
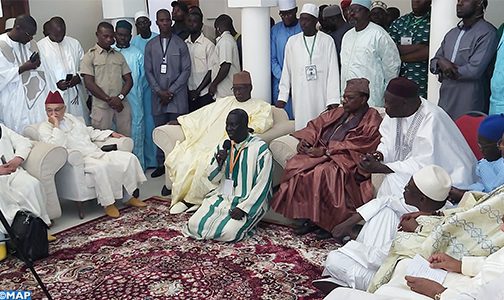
left=305, top=65, right=317, bottom=81
left=401, top=36, right=413, bottom=45
left=160, top=63, right=167, bottom=74
left=221, top=179, right=234, bottom=197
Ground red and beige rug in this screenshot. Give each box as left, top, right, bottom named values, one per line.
left=0, top=198, right=337, bottom=299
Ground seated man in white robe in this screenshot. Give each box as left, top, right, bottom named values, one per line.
left=0, top=122, right=52, bottom=260
left=313, top=165, right=451, bottom=294
left=325, top=213, right=504, bottom=300
left=359, top=77, right=476, bottom=198
left=184, top=109, right=273, bottom=242
left=165, top=71, right=273, bottom=214
left=38, top=91, right=147, bottom=218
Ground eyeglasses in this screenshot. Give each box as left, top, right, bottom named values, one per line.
left=498, top=139, right=504, bottom=149
left=279, top=10, right=296, bottom=17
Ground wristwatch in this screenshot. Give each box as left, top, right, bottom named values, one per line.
left=434, top=293, right=442, bottom=300
left=117, top=94, right=125, bottom=101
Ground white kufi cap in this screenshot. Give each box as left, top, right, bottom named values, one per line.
left=278, top=0, right=297, bottom=11
left=351, top=0, right=372, bottom=9
left=134, top=11, right=149, bottom=22
left=300, top=3, right=319, bottom=18
left=412, top=165, right=452, bottom=202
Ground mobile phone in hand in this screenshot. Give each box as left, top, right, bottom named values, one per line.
left=29, top=52, right=39, bottom=63
left=65, top=74, right=73, bottom=82
left=1, top=155, right=6, bottom=165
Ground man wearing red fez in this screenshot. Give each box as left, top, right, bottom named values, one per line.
left=38, top=91, right=147, bottom=218
left=359, top=77, right=476, bottom=198
left=340, top=0, right=352, bottom=21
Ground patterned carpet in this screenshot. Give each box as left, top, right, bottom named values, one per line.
left=0, top=198, right=338, bottom=299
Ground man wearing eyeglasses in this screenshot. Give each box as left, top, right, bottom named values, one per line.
left=270, top=0, right=302, bottom=119
left=0, top=15, right=49, bottom=133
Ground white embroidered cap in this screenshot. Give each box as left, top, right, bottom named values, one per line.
left=278, top=0, right=297, bottom=11
left=413, top=165, right=452, bottom=202
left=300, top=3, right=319, bottom=18
left=134, top=11, right=149, bottom=22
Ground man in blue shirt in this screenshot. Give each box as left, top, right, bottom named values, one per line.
left=271, top=0, right=301, bottom=119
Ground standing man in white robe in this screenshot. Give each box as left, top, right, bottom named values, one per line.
left=0, top=122, right=51, bottom=260
left=312, top=165, right=451, bottom=294
left=38, top=91, right=147, bottom=218
left=359, top=77, right=476, bottom=198
left=0, top=15, right=49, bottom=133
left=38, top=17, right=86, bottom=118
left=277, top=3, right=340, bottom=130
left=340, top=0, right=400, bottom=107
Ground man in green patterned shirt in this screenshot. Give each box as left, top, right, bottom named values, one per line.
left=388, top=0, right=431, bottom=98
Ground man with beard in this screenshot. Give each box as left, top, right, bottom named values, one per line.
left=431, top=0, right=498, bottom=119
left=340, top=0, right=400, bottom=107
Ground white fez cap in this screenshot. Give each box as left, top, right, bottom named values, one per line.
left=278, top=0, right=297, bottom=11
left=134, top=11, right=149, bottom=22
left=412, top=165, right=452, bottom=202
left=5, top=18, right=15, bottom=31
left=351, top=0, right=372, bottom=9
left=300, top=3, right=319, bottom=18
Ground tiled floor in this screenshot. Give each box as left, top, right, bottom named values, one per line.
left=48, top=169, right=167, bottom=234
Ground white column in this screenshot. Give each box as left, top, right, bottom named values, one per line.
left=228, top=0, right=277, bottom=103
left=427, top=0, right=458, bottom=104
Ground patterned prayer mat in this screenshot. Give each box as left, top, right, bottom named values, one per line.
left=0, top=198, right=337, bottom=299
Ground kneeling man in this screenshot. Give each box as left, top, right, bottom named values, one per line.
left=38, top=91, right=147, bottom=218
left=0, top=122, right=51, bottom=259
left=314, top=165, right=451, bottom=294
left=185, top=109, right=273, bottom=242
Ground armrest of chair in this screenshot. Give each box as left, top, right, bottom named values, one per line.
left=258, top=120, right=295, bottom=144
left=22, top=141, right=67, bottom=219
left=94, top=137, right=134, bottom=152
left=269, top=134, right=299, bottom=169
left=153, top=125, right=186, bottom=156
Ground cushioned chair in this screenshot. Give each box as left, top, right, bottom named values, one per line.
left=455, top=111, right=487, bottom=160
left=24, top=119, right=134, bottom=219
left=22, top=141, right=67, bottom=220
left=153, top=106, right=295, bottom=190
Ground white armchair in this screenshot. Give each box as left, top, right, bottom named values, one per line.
left=153, top=107, right=295, bottom=190
left=24, top=120, right=134, bottom=219
left=22, top=141, right=67, bottom=220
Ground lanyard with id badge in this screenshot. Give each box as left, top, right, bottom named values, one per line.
left=304, top=33, right=318, bottom=81
left=221, top=142, right=245, bottom=197
left=160, top=37, right=172, bottom=74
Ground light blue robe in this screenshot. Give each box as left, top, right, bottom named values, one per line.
left=467, top=157, right=504, bottom=192
left=113, top=44, right=146, bottom=169
left=490, top=34, right=504, bottom=114
left=131, top=33, right=158, bottom=168
left=270, top=21, right=301, bottom=120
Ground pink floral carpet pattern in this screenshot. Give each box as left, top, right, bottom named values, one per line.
left=0, top=198, right=337, bottom=299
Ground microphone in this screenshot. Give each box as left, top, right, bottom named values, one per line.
left=217, top=139, right=231, bottom=168
left=223, top=139, right=231, bottom=151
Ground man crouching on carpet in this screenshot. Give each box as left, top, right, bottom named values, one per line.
left=184, top=109, right=273, bottom=242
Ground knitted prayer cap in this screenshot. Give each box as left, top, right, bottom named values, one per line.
left=345, top=78, right=370, bottom=95
left=300, top=3, right=319, bottom=18
left=351, top=0, right=372, bottom=10
left=5, top=18, right=15, bottom=31
left=341, top=0, right=352, bottom=9
left=371, top=0, right=388, bottom=11
left=386, top=77, right=419, bottom=98
left=233, top=71, right=252, bottom=85
left=278, top=0, right=297, bottom=11
left=478, top=114, right=504, bottom=142
left=413, top=165, right=452, bottom=202
left=323, top=5, right=342, bottom=18
left=116, top=20, right=132, bottom=31
left=45, top=91, right=65, bottom=105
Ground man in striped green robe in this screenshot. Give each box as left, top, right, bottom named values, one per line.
left=184, top=109, right=273, bottom=242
